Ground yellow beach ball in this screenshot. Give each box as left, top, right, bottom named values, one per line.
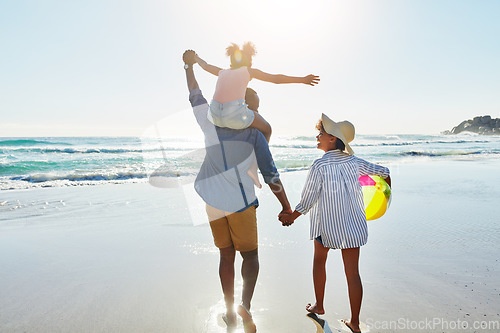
left=359, top=175, right=392, bottom=221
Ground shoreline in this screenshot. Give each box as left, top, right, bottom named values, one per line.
left=2, top=155, right=500, bottom=192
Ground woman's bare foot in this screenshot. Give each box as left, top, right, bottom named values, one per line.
left=342, top=319, right=361, bottom=333
left=305, top=302, right=325, bottom=315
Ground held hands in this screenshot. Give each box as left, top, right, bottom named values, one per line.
left=279, top=212, right=296, bottom=226
left=278, top=208, right=293, bottom=227
left=183, top=50, right=197, bottom=65
left=303, top=74, right=320, bottom=86
left=278, top=210, right=298, bottom=227
left=279, top=209, right=302, bottom=226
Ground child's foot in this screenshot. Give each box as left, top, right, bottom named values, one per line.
left=342, top=319, right=361, bottom=333
left=237, top=304, right=256, bottom=333
left=305, top=302, right=325, bottom=315
left=247, top=169, right=262, bottom=188
left=246, top=159, right=262, bottom=189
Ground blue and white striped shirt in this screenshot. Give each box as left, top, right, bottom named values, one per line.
left=296, top=150, right=390, bottom=249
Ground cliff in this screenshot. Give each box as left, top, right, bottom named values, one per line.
left=442, top=115, right=500, bottom=135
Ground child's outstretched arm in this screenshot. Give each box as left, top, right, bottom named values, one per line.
left=248, top=68, right=320, bottom=86
left=195, top=54, right=223, bottom=76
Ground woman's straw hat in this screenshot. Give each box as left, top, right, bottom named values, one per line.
left=321, top=113, right=355, bottom=155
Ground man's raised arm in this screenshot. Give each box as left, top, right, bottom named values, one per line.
left=183, top=50, right=199, bottom=93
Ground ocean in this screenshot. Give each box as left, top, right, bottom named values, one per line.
left=1, top=134, right=499, bottom=190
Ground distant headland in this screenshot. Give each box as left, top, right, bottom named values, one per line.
left=442, top=115, right=500, bottom=135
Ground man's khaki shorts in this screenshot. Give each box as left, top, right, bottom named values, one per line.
left=206, top=205, right=257, bottom=252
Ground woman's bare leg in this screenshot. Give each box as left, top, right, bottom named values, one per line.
left=341, top=247, right=362, bottom=332
left=306, top=239, right=329, bottom=314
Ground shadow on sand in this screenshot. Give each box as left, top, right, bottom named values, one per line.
left=307, top=313, right=334, bottom=333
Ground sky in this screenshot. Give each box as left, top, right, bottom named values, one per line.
left=1, top=0, right=499, bottom=137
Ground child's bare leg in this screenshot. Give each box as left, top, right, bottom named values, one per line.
left=341, top=247, right=362, bottom=332
left=249, top=112, right=272, bottom=142
left=306, top=239, right=329, bottom=315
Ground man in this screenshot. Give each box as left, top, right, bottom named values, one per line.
left=182, top=50, right=292, bottom=331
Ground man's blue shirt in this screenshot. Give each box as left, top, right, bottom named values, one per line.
left=189, top=89, right=280, bottom=212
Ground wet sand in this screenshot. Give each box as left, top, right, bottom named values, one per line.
left=1, top=160, right=499, bottom=332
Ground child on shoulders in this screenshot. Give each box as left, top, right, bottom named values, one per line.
left=194, top=42, right=319, bottom=142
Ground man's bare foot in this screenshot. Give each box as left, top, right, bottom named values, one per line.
left=305, top=302, right=325, bottom=315
left=342, top=319, right=361, bottom=333
left=222, top=311, right=237, bottom=327
left=237, top=304, right=256, bottom=333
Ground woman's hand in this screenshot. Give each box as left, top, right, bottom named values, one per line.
left=385, top=175, right=391, bottom=187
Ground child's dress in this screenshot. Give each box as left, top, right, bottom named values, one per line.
left=208, top=66, right=255, bottom=129
left=295, top=150, right=390, bottom=249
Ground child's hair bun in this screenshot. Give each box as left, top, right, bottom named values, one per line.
left=242, top=42, right=256, bottom=57
left=226, top=42, right=256, bottom=68
left=225, top=43, right=240, bottom=57
left=225, top=42, right=257, bottom=58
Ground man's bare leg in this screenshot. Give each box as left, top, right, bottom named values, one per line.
left=238, top=248, right=259, bottom=332
left=240, top=248, right=259, bottom=310
left=306, top=239, right=329, bottom=315
left=219, top=246, right=236, bottom=326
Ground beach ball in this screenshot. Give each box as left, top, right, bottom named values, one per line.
left=359, top=175, right=392, bottom=221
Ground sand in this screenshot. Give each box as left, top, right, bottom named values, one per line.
left=1, top=160, right=499, bottom=332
